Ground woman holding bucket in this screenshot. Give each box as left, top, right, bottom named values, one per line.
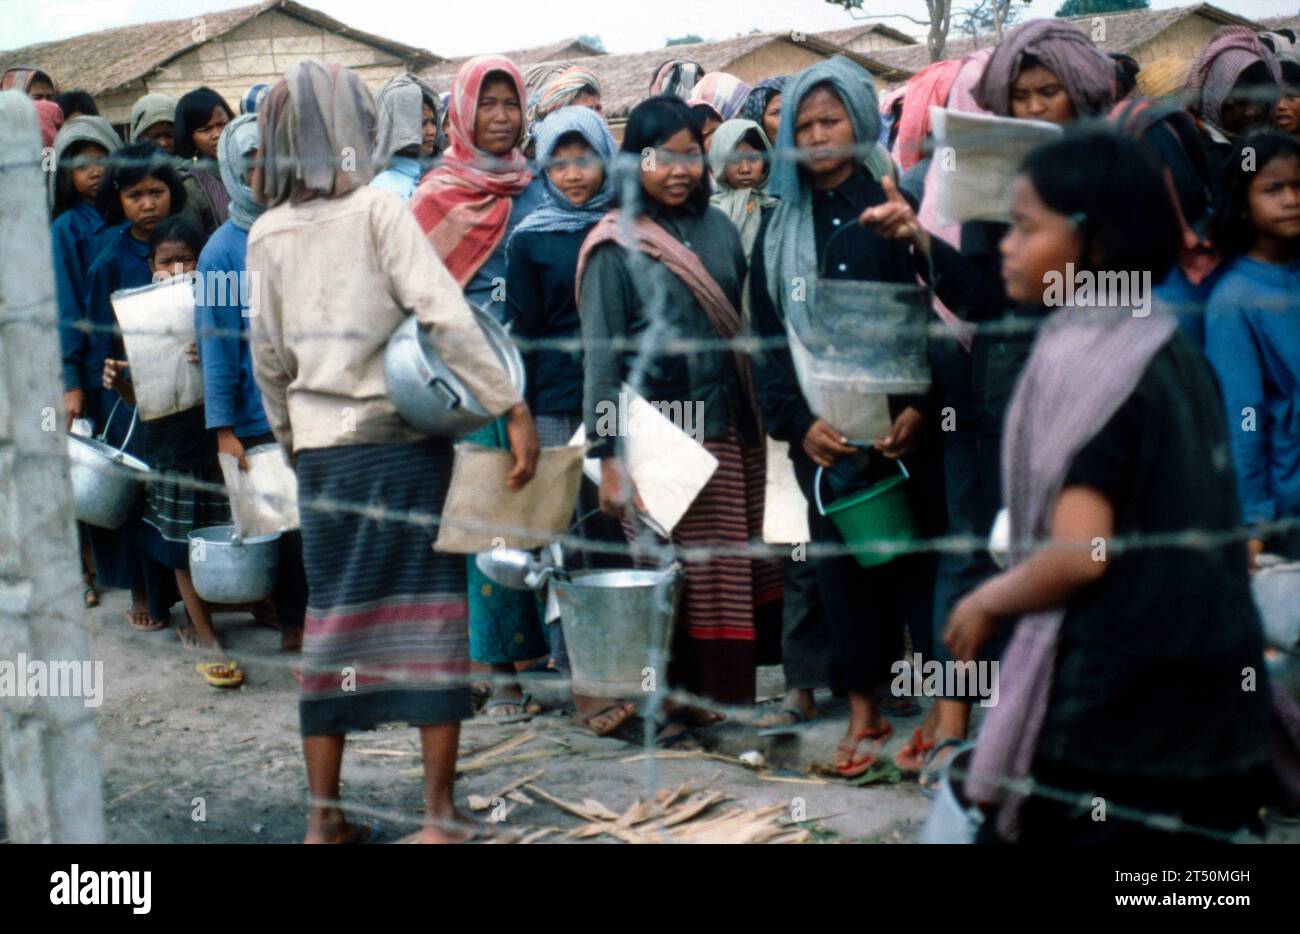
left=748, top=57, right=943, bottom=778
left=246, top=62, right=538, bottom=843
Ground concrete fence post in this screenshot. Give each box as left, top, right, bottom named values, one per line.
left=0, top=90, right=107, bottom=843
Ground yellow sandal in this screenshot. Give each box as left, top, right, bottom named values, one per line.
left=196, top=660, right=245, bottom=689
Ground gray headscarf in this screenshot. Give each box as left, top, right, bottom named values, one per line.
left=763, top=56, right=895, bottom=325
left=49, top=115, right=121, bottom=215
left=973, top=19, right=1116, bottom=118
left=129, top=93, right=177, bottom=143
left=218, top=113, right=264, bottom=231
left=373, top=72, right=439, bottom=164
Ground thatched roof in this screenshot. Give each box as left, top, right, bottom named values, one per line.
left=443, top=37, right=607, bottom=67
left=871, top=3, right=1262, bottom=72
left=419, top=29, right=913, bottom=119
left=815, top=23, right=920, bottom=48
left=0, top=0, right=442, bottom=96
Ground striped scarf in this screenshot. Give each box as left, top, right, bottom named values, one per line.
left=1182, top=26, right=1281, bottom=138
left=691, top=72, right=752, bottom=121
left=411, top=55, right=533, bottom=287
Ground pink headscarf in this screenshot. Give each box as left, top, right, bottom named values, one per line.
left=916, top=48, right=994, bottom=350
left=690, top=72, right=752, bottom=120
left=892, top=58, right=963, bottom=170
left=411, top=56, right=533, bottom=286
left=35, top=99, right=64, bottom=147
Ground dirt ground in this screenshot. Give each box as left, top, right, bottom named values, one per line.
left=3, top=587, right=1297, bottom=844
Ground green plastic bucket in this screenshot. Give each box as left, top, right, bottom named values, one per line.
left=814, top=459, right=915, bottom=567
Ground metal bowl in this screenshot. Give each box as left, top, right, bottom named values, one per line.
left=384, top=306, right=525, bottom=437
left=187, top=525, right=281, bottom=604
left=68, top=434, right=150, bottom=529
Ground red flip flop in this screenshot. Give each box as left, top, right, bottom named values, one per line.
left=835, top=722, right=894, bottom=778
left=894, top=727, right=936, bottom=775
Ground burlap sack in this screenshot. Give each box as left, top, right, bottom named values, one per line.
left=434, top=443, right=584, bottom=553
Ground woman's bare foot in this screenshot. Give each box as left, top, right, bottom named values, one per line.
left=176, top=621, right=222, bottom=653
left=418, top=807, right=483, bottom=844
left=755, top=688, right=818, bottom=729
left=305, top=807, right=374, bottom=844
left=580, top=701, right=637, bottom=737
left=832, top=713, right=891, bottom=772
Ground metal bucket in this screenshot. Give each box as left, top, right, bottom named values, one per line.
left=67, top=399, right=150, bottom=529
left=384, top=306, right=525, bottom=437
left=918, top=743, right=984, bottom=844
left=554, top=566, right=682, bottom=698
left=1252, top=561, right=1300, bottom=652
left=188, top=525, right=281, bottom=604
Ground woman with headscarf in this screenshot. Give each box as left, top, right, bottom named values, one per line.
left=2, top=64, right=57, bottom=100
left=862, top=18, right=1119, bottom=784
left=707, top=118, right=776, bottom=261
left=50, top=115, right=122, bottom=610
left=411, top=56, right=551, bottom=721
left=743, top=76, right=787, bottom=145
left=247, top=61, right=537, bottom=843
left=1183, top=25, right=1282, bottom=174
left=577, top=93, right=785, bottom=746
left=173, top=86, right=234, bottom=234
left=195, top=113, right=308, bottom=655
left=240, top=83, right=270, bottom=115
left=129, top=93, right=178, bottom=154
left=747, top=57, right=941, bottom=773
left=691, top=71, right=752, bottom=122
left=649, top=59, right=705, bottom=100
left=504, top=105, right=635, bottom=733
left=1277, top=53, right=1300, bottom=141
left=371, top=73, right=442, bottom=202
left=528, top=66, right=602, bottom=125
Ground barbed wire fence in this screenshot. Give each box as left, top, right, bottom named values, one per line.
left=1, top=88, right=1294, bottom=843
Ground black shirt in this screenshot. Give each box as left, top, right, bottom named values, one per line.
left=1038, top=331, right=1271, bottom=779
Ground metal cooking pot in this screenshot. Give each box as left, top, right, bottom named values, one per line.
left=188, top=524, right=281, bottom=604
left=918, top=743, right=984, bottom=843
left=1252, top=561, right=1300, bottom=652
left=67, top=398, right=150, bottom=530
left=384, top=306, right=525, bottom=437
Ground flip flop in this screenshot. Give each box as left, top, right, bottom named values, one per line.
left=126, top=609, right=166, bottom=632
left=919, top=737, right=965, bottom=797
left=480, top=692, right=537, bottom=723
left=834, top=723, right=894, bottom=779
left=196, top=660, right=245, bottom=689
left=582, top=702, right=637, bottom=737
left=756, top=706, right=816, bottom=737
left=894, top=727, right=936, bottom=775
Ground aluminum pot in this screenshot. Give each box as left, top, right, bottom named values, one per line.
left=1252, top=561, right=1300, bottom=652
left=384, top=306, right=525, bottom=437
left=188, top=525, right=281, bottom=604
left=918, top=743, right=984, bottom=843
left=67, top=399, right=150, bottom=530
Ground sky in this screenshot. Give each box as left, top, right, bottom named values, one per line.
left=1, top=0, right=1295, bottom=56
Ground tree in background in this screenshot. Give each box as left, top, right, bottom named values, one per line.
left=824, top=0, right=953, bottom=62
left=1056, top=0, right=1149, bottom=17
left=956, top=0, right=1030, bottom=43
left=666, top=34, right=704, bottom=46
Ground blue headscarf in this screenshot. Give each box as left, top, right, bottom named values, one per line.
left=742, top=75, right=787, bottom=130
left=764, top=56, right=896, bottom=324
left=508, top=105, right=616, bottom=244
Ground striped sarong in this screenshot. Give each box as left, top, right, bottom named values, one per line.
left=295, top=437, right=472, bottom=735
left=625, top=429, right=783, bottom=706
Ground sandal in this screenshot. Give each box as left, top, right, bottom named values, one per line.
left=196, top=660, right=245, bottom=689
left=756, top=705, right=816, bottom=737
left=919, top=737, right=965, bottom=795
left=125, top=608, right=166, bottom=632
left=834, top=722, right=894, bottom=779
left=655, top=715, right=701, bottom=751
left=582, top=702, right=637, bottom=737
left=480, top=692, right=539, bottom=723
left=894, top=727, right=936, bottom=775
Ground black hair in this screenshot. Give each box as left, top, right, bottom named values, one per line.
left=55, top=89, right=97, bottom=117
left=147, top=216, right=207, bottom=264
left=688, top=101, right=721, bottom=131
left=94, top=142, right=188, bottom=225
left=1280, top=59, right=1300, bottom=91
left=551, top=129, right=593, bottom=154
left=173, top=86, right=235, bottom=159
left=620, top=94, right=711, bottom=215
left=1110, top=53, right=1140, bottom=99
left=51, top=137, right=111, bottom=219
left=1211, top=131, right=1300, bottom=256
left=1018, top=126, right=1179, bottom=282
left=738, top=126, right=768, bottom=153
left=480, top=70, right=520, bottom=97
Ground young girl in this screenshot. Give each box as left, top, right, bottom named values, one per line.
left=412, top=56, right=549, bottom=722
left=371, top=74, right=441, bottom=202
left=707, top=118, right=775, bottom=262
left=85, top=142, right=188, bottom=632
left=945, top=129, right=1271, bottom=843
left=505, top=105, right=633, bottom=735
left=105, top=218, right=233, bottom=660
left=246, top=61, right=535, bottom=843
left=51, top=115, right=122, bottom=609
left=129, top=93, right=177, bottom=154
left=1205, top=132, right=1300, bottom=561
left=173, top=86, right=234, bottom=233
left=579, top=94, right=782, bottom=745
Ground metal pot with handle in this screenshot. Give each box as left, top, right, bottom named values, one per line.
left=67, top=397, right=151, bottom=529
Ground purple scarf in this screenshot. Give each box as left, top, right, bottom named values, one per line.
left=967, top=306, right=1177, bottom=840
left=974, top=18, right=1116, bottom=118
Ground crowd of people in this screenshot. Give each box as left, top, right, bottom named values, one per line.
left=6, top=13, right=1300, bottom=843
